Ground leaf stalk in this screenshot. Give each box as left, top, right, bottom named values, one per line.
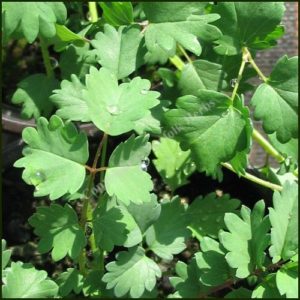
left=39, top=37, right=53, bottom=78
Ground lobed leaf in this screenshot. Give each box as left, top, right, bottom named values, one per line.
left=145, top=197, right=190, bottom=260
left=211, top=2, right=285, bottom=55
left=269, top=181, right=298, bottom=263
left=92, top=195, right=142, bottom=251
left=251, top=56, right=298, bottom=143
left=152, top=138, right=196, bottom=191
left=196, top=237, right=234, bottom=286
left=90, top=24, right=144, bottom=79
left=219, top=200, right=270, bottom=278
left=2, top=2, right=66, bottom=43
left=83, top=67, right=160, bottom=136
left=187, top=192, right=241, bottom=240
left=51, top=74, right=89, bottom=122
left=178, top=60, right=228, bottom=95
left=28, top=204, right=86, bottom=261
left=2, top=262, right=58, bottom=298
left=56, top=268, right=83, bottom=297
left=12, top=74, right=58, bottom=120
left=276, top=261, right=298, bottom=298
left=105, top=135, right=153, bottom=205
left=14, top=115, right=89, bottom=200
left=164, top=90, right=250, bottom=177
left=102, top=246, right=161, bottom=298
left=143, top=2, right=221, bottom=58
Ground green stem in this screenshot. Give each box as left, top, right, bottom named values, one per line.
left=88, top=2, right=98, bottom=23
left=177, top=44, right=192, bottom=64
left=245, top=47, right=268, bottom=82
left=78, top=133, right=107, bottom=275
left=252, top=129, right=285, bottom=163
left=231, top=47, right=248, bottom=101
left=169, top=55, right=185, bottom=71
left=100, top=136, right=108, bottom=183
left=221, top=162, right=283, bottom=192
left=169, top=51, right=290, bottom=187
left=39, top=37, right=53, bottom=78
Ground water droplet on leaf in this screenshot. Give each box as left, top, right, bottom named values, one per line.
left=141, top=89, right=148, bottom=95
left=230, top=78, right=237, bottom=87
left=140, top=161, right=148, bottom=172
left=30, top=171, right=46, bottom=186
left=107, top=105, right=120, bottom=115
left=142, top=157, right=150, bottom=166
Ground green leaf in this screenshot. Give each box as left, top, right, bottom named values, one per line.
left=82, top=270, right=114, bottom=297
left=252, top=273, right=283, bottom=298
left=105, top=135, right=153, bottom=205
left=157, top=68, right=181, bottom=101
left=102, top=246, right=161, bottom=298
left=225, top=287, right=252, bottom=298
left=2, top=239, right=12, bottom=270
left=230, top=95, right=253, bottom=175
left=178, top=60, right=228, bottom=95
left=164, top=90, right=250, bottom=177
left=251, top=56, right=298, bottom=143
left=143, top=3, right=221, bottom=57
left=187, top=192, right=241, bottom=240
left=55, top=24, right=86, bottom=47
left=2, top=2, right=66, bottom=43
left=122, top=194, right=161, bottom=233
left=83, top=67, right=160, bottom=136
left=219, top=200, right=270, bottom=278
left=2, top=262, right=58, bottom=298
left=11, top=74, right=58, bottom=120
left=51, top=74, right=89, bottom=122
left=14, top=116, right=89, bottom=200
left=92, top=195, right=142, bottom=251
left=268, top=133, right=298, bottom=163
left=276, top=261, right=298, bottom=298
left=28, top=204, right=86, bottom=261
left=152, top=138, right=196, bottom=191
left=59, top=44, right=98, bottom=80
left=196, top=237, right=234, bottom=286
left=250, top=25, right=285, bottom=50
left=56, top=268, right=83, bottom=297
left=90, top=24, right=144, bottom=79
left=145, top=197, right=190, bottom=260
left=169, top=258, right=210, bottom=298
left=211, top=2, right=285, bottom=55
left=269, top=181, right=298, bottom=263
left=100, top=2, right=133, bottom=26
left=134, top=100, right=170, bottom=135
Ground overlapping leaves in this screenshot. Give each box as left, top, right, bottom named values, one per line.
left=164, top=90, right=251, bottom=177
left=187, top=192, right=241, bottom=240
left=143, top=2, right=221, bottom=59
left=211, top=2, right=285, bottom=55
